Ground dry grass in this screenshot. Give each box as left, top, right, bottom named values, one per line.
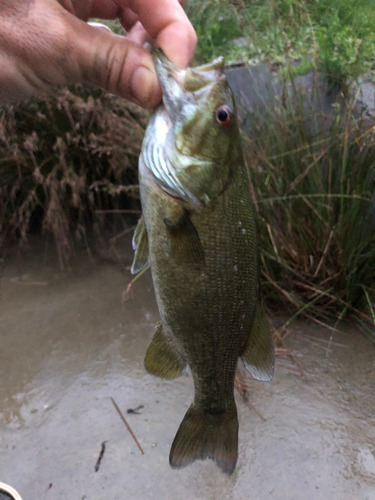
left=0, top=85, right=149, bottom=268
left=242, top=75, right=375, bottom=340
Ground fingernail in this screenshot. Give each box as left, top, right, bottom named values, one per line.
left=131, top=64, right=159, bottom=107
left=87, top=22, right=113, bottom=33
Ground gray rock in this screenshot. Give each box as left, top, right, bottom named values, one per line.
left=224, top=62, right=340, bottom=133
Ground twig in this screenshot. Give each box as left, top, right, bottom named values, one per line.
left=95, top=210, right=142, bottom=214
left=292, top=280, right=371, bottom=322
left=245, top=400, right=267, bottom=423
left=122, top=264, right=151, bottom=308
left=300, top=333, right=347, bottom=348
left=287, top=350, right=305, bottom=378
left=121, top=282, right=134, bottom=305
left=273, top=330, right=305, bottom=377
left=109, top=244, right=129, bottom=273
left=286, top=149, right=327, bottom=194
left=314, top=230, right=334, bottom=277
left=245, top=162, right=259, bottom=212
left=94, top=441, right=108, bottom=472
left=262, top=270, right=300, bottom=307
left=127, top=405, right=144, bottom=414
left=304, top=313, right=345, bottom=334
left=108, top=224, right=137, bottom=273
left=111, top=397, right=145, bottom=455
left=298, top=335, right=332, bottom=354
left=234, top=369, right=266, bottom=422
left=266, top=224, right=280, bottom=262
left=109, top=224, right=136, bottom=245
left=327, top=307, right=347, bottom=357
left=275, top=347, right=292, bottom=355
left=277, top=287, right=334, bottom=333
left=301, top=195, right=330, bottom=227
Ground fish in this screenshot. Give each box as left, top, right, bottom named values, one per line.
left=131, top=52, right=274, bottom=475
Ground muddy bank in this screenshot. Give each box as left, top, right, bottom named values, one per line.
left=0, top=241, right=374, bottom=499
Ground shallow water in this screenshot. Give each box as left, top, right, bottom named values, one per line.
left=0, top=240, right=374, bottom=500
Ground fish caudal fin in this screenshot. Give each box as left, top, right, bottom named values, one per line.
left=169, top=404, right=238, bottom=475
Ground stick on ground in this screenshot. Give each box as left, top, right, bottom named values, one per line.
left=94, top=441, right=108, bottom=472
left=111, top=397, right=145, bottom=455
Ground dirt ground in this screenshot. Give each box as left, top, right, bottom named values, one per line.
left=0, top=240, right=374, bottom=500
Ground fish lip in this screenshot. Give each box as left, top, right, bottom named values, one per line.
left=153, top=51, right=226, bottom=120
left=153, top=53, right=186, bottom=119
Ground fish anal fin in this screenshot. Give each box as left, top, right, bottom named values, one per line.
left=170, top=403, right=238, bottom=475
left=131, top=216, right=149, bottom=275
left=164, top=210, right=205, bottom=268
left=144, top=323, right=186, bottom=379
left=241, top=302, right=275, bottom=382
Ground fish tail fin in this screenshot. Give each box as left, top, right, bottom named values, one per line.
left=169, top=403, right=238, bottom=475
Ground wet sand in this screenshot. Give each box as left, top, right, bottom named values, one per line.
left=0, top=241, right=374, bottom=500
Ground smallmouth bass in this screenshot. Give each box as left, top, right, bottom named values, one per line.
left=131, top=53, right=274, bottom=475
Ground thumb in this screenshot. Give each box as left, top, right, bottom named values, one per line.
left=71, top=19, right=161, bottom=108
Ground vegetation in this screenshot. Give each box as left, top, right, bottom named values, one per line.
left=241, top=86, right=375, bottom=338
left=186, top=0, right=375, bottom=337
left=0, top=86, right=147, bottom=268
left=186, top=0, right=375, bottom=88
left=1, top=1, right=375, bottom=338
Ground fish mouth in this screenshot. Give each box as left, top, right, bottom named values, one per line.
left=154, top=51, right=225, bottom=122
left=144, top=52, right=225, bottom=209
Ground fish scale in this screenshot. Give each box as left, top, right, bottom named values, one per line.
left=132, top=53, right=274, bottom=475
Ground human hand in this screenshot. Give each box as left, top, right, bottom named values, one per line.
left=0, top=0, right=196, bottom=108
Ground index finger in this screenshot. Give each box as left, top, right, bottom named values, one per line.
left=117, top=0, right=197, bottom=68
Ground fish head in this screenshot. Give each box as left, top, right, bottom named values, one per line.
left=142, top=53, right=242, bottom=208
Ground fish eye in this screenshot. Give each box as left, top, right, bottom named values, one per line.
left=215, top=105, right=231, bottom=128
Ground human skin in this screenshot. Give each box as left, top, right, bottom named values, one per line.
left=0, top=0, right=196, bottom=108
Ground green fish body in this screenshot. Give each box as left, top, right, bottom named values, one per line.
left=132, top=54, right=274, bottom=475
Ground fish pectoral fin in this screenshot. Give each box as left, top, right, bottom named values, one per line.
left=170, top=403, right=238, bottom=475
left=241, top=302, right=275, bottom=382
left=131, top=216, right=149, bottom=275
left=164, top=210, right=205, bottom=268
left=144, top=323, right=186, bottom=379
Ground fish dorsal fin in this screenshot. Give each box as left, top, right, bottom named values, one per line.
left=164, top=210, right=205, bottom=268
left=144, top=323, right=186, bottom=379
left=241, top=302, right=275, bottom=382
left=131, top=216, right=149, bottom=275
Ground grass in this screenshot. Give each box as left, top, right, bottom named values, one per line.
left=186, top=0, right=375, bottom=89
left=0, top=86, right=147, bottom=268
left=241, top=76, right=375, bottom=338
